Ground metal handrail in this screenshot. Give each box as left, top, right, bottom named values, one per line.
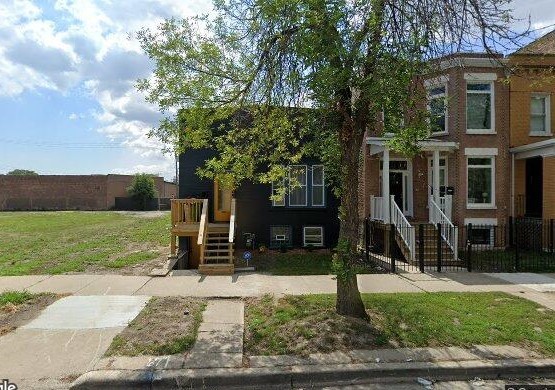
left=429, top=196, right=458, bottom=259
left=390, top=195, right=415, bottom=261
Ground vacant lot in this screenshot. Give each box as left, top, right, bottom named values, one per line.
left=0, top=211, right=170, bottom=275
left=245, top=292, right=555, bottom=356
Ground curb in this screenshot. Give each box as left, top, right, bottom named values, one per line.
left=71, top=358, right=555, bottom=389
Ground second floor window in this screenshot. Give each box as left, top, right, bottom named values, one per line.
left=289, top=165, right=307, bottom=206
left=428, top=86, right=447, bottom=134
left=467, top=83, right=493, bottom=133
left=272, top=165, right=326, bottom=207
left=530, top=94, right=551, bottom=135
left=312, top=165, right=325, bottom=206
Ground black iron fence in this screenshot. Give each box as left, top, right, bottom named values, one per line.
left=364, top=217, right=555, bottom=273
left=462, top=218, right=555, bottom=273
left=364, top=220, right=465, bottom=273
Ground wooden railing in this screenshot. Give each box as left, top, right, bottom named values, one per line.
left=390, top=195, right=415, bottom=261
left=370, top=195, right=386, bottom=222
left=229, top=198, right=236, bottom=243
left=171, top=198, right=204, bottom=226
left=198, top=199, right=209, bottom=263
left=429, top=196, right=458, bottom=260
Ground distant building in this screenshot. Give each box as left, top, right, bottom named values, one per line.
left=0, top=174, right=177, bottom=211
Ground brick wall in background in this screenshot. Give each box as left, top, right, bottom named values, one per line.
left=0, top=174, right=177, bottom=211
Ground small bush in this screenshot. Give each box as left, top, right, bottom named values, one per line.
left=127, top=173, right=158, bottom=210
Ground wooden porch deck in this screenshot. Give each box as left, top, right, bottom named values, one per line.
left=170, top=198, right=236, bottom=275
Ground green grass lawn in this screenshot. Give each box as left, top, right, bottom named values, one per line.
left=245, top=292, right=555, bottom=356
left=0, top=291, right=35, bottom=307
left=242, top=251, right=383, bottom=275
left=0, top=211, right=170, bottom=275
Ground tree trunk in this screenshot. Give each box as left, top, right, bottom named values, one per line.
left=335, top=126, right=368, bottom=320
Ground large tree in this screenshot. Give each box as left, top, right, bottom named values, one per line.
left=138, top=0, right=527, bottom=318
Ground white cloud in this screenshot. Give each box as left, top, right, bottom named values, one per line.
left=111, top=160, right=175, bottom=178
left=0, top=0, right=213, bottom=179
left=1, top=0, right=552, bottom=180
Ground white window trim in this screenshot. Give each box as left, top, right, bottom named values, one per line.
left=427, top=83, right=449, bottom=136
left=311, top=165, right=325, bottom=207
left=465, top=148, right=498, bottom=156
left=464, top=73, right=498, bottom=82
left=303, top=226, right=324, bottom=247
left=424, top=75, right=449, bottom=88
left=379, top=158, right=413, bottom=216
left=466, top=80, right=496, bottom=134
left=288, top=165, right=307, bottom=207
left=271, top=178, right=285, bottom=207
left=270, top=225, right=292, bottom=248
left=466, top=155, right=496, bottom=209
left=530, top=93, right=552, bottom=136
left=427, top=157, right=448, bottom=196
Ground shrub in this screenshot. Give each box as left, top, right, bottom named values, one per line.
left=128, top=173, right=158, bottom=210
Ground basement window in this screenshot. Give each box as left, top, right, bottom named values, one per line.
left=303, top=226, right=324, bottom=247
left=270, top=226, right=292, bottom=248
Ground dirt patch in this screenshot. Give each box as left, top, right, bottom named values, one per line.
left=0, top=293, right=59, bottom=336
left=245, top=295, right=388, bottom=356
left=78, top=245, right=169, bottom=276
left=113, top=211, right=169, bottom=218
left=106, top=296, right=206, bottom=356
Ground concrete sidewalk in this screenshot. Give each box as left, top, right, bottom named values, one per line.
left=3, top=271, right=554, bottom=297
left=0, top=295, right=149, bottom=390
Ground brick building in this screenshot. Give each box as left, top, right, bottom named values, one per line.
left=0, top=174, right=177, bottom=211
left=508, top=30, right=555, bottom=220
left=361, top=53, right=511, bottom=226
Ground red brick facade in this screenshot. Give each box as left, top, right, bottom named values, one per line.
left=361, top=54, right=511, bottom=226
left=0, top=174, right=177, bottom=211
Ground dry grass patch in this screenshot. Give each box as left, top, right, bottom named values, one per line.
left=245, top=295, right=388, bottom=356
left=0, top=291, right=58, bottom=336
left=106, top=296, right=206, bottom=356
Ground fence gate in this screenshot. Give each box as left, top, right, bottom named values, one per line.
left=364, top=217, right=555, bottom=274
left=364, top=219, right=466, bottom=274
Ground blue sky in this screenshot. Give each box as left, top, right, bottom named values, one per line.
left=0, top=0, right=553, bottom=180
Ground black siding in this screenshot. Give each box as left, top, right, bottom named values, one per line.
left=179, top=149, right=340, bottom=250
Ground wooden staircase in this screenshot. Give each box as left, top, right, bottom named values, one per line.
left=198, top=224, right=235, bottom=275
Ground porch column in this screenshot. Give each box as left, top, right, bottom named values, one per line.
left=433, top=149, right=440, bottom=205
left=383, top=148, right=390, bottom=223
